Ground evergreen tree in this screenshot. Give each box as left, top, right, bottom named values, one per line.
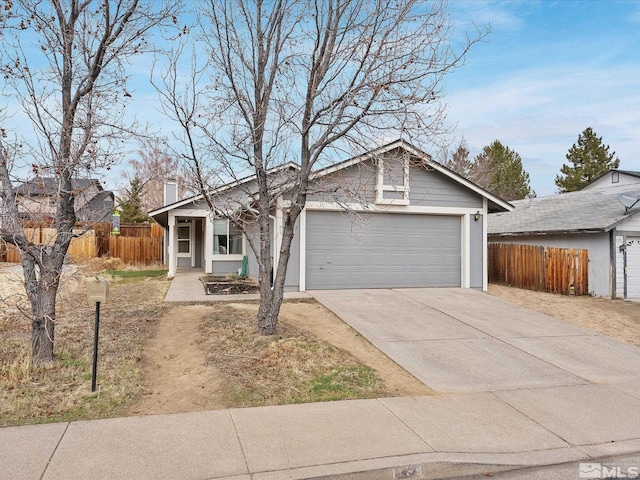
left=471, top=140, right=533, bottom=201
left=555, top=127, right=620, bottom=192
left=119, top=176, right=149, bottom=223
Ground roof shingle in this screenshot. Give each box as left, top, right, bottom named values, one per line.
left=488, top=184, right=640, bottom=236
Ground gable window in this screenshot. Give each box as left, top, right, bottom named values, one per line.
left=213, top=219, right=243, bottom=255
left=375, top=155, right=410, bottom=205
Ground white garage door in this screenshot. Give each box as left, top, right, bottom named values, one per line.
left=306, top=211, right=461, bottom=290
left=627, top=237, right=640, bottom=298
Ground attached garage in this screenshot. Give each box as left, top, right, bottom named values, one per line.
left=305, top=211, right=461, bottom=289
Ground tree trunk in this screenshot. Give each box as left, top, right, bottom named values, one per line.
left=22, top=245, right=66, bottom=365
left=257, top=207, right=278, bottom=335
left=31, top=286, right=57, bottom=364
left=257, top=203, right=302, bottom=335
left=257, top=289, right=278, bottom=335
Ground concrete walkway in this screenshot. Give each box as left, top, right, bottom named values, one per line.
left=164, top=268, right=310, bottom=302
left=3, top=287, right=640, bottom=479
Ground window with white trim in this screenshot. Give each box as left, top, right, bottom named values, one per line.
left=375, top=155, right=410, bottom=205
left=213, top=219, right=244, bottom=255
left=177, top=225, right=191, bottom=254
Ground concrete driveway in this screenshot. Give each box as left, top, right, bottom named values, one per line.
left=309, top=288, right=640, bottom=394
left=310, top=288, right=640, bottom=449
left=310, top=289, right=640, bottom=451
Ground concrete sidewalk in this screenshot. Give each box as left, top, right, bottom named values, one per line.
left=3, top=394, right=640, bottom=480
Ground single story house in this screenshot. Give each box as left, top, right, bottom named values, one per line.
left=488, top=170, right=640, bottom=299
left=150, top=139, right=512, bottom=291
left=15, top=177, right=115, bottom=223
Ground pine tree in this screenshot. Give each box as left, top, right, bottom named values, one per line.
left=119, top=176, right=149, bottom=223
left=555, top=127, right=620, bottom=192
left=471, top=140, right=533, bottom=201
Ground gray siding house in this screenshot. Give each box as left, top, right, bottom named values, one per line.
left=15, top=178, right=115, bottom=223
left=150, top=140, right=512, bottom=292
left=488, top=170, right=640, bottom=299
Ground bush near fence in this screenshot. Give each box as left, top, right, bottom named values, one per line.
left=0, top=222, right=164, bottom=265
left=489, top=243, right=589, bottom=295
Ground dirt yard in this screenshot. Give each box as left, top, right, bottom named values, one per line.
left=132, top=300, right=432, bottom=416
left=488, top=284, right=640, bottom=347
left=133, top=285, right=640, bottom=416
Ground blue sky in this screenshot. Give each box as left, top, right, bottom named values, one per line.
left=118, top=0, right=639, bottom=197
left=5, top=1, right=638, bottom=198
left=444, top=0, right=640, bottom=196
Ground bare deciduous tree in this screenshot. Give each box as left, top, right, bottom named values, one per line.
left=442, top=137, right=473, bottom=178
left=123, top=139, right=187, bottom=212
left=0, top=0, right=180, bottom=365
left=156, top=0, right=485, bottom=335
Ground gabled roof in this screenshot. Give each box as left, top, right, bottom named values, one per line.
left=149, top=139, right=514, bottom=222
left=16, top=178, right=103, bottom=196
left=310, top=139, right=513, bottom=213
left=584, top=169, right=640, bottom=187
left=488, top=184, right=640, bottom=236
left=617, top=170, right=640, bottom=178
left=82, top=190, right=115, bottom=222
left=148, top=162, right=300, bottom=217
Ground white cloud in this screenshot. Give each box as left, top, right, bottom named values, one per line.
left=449, top=0, right=530, bottom=31
left=444, top=63, right=640, bottom=195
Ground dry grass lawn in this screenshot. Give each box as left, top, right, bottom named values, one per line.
left=0, top=262, right=170, bottom=427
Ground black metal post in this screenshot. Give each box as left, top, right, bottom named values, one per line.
left=91, top=301, right=101, bottom=392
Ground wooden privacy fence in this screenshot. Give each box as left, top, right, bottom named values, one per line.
left=489, top=243, right=589, bottom=295
left=1, top=222, right=164, bottom=265
left=108, top=235, right=163, bottom=265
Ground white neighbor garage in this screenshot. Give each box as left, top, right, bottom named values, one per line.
left=151, top=140, right=512, bottom=292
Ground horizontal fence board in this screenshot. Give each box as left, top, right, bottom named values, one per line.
left=489, top=243, right=589, bottom=296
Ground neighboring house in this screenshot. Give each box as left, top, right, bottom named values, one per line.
left=581, top=169, right=640, bottom=191
left=488, top=172, right=640, bottom=299
left=16, top=178, right=115, bottom=223
left=150, top=139, right=512, bottom=292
